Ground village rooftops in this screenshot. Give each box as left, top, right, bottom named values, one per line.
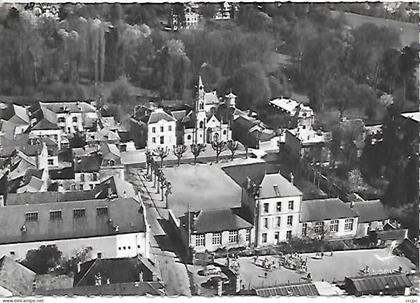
left=352, top=200, right=390, bottom=223
left=74, top=154, right=101, bottom=173
left=259, top=173, right=302, bottom=199
left=94, top=175, right=136, bottom=199
left=5, top=191, right=97, bottom=206
left=0, top=197, right=146, bottom=245
left=270, top=97, right=313, bottom=117
left=39, top=101, right=96, bottom=114
left=344, top=273, right=412, bottom=295
left=402, top=111, right=420, bottom=123
left=0, top=256, right=36, bottom=296
left=147, top=108, right=176, bottom=124
left=300, top=198, right=358, bottom=222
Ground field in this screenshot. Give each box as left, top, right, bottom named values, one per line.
left=163, top=163, right=243, bottom=217
left=331, top=11, right=418, bottom=47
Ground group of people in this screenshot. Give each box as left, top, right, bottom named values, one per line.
left=280, top=253, right=308, bottom=273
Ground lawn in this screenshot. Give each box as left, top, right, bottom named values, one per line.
left=163, top=164, right=243, bottom=217
left=220, top=247, right=416, bottom=290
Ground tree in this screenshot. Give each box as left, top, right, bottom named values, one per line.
left=325, top=76, right=357, bottom=119
left=226, top=140, right=239, bottom=161
left=173, top=145, right=187, bottom=167
left=21, top=245, right=63, bottom=274
left=145, top=149, right=153, bottom=175
left=62, top=246, right=93, bottom=274
left=190, top=143, right=206, bottom=165
left=164, top=180, right=172, bottom=209
left=211, top=140, right=227, bottom=163
left=153, top=146, right=169, bottom=168
left=108, top=75, right=131, bottom=104
left=198, top=3, right=219, bottom=19
left=303, top=221, right=333, bottom=253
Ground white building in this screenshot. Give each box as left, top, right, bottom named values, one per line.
left=0, top=197, right=149, bottom=261
left=147, top=108, right=177, bottom=150
left=270, top=97, right=315, bottom=130
left=352, top=200, right=391, bottom=238
left=185, top=7, right=200, bottom=29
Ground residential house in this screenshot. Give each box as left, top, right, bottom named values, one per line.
left=214, top=2, right=234, bottom=20
left=232, top=115, right=275, bottom=149
left=270, top=97, right=315, bottom=131
left=344, top=273, right=412, bottom=296
left=0, top=256, right=36, bottom=296
left=299, top=198, right=359, bottom=239
left=352, top=200, right=391, bottom=238
left=49, top=167, right=76, bottom=192
left=99, top=143, right=124, bottom=180
left=86, top=128, right=121, bottom=147
left=146, top=108, right=177, bottom=150
left=93, top=175, right=136, bottom=199
left=0, top=197, right=149, bottom=260
left=253, top=281, right=343, bottom=297
left=74, top=154, right=101, bottom=191
left=128, top=118, right=147, bottom=149
left=29, top=103, right=64, bottom=148
left=185, top=6, right=200, bottom=29
left=0, top=104, right=30, bottom=137
left=241, top=172, right=303, bottom=246
left=178, top=208, right=253, bottom=253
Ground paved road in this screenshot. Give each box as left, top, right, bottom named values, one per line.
left=128, top=169, right=192, bottom=296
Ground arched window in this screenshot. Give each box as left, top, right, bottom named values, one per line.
left=199, top=121, right=204, bottom=129
left=187, top=135, right=191, bottom=140
left=109, top=159, right=115, bottom=166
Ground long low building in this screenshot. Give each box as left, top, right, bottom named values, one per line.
left=0, top=197, right=149, bottom=261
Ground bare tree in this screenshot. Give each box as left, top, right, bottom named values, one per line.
left=154, top=147, right=170, bottom=167
left=226, top=140, right=239, bottom=161
left=164, top=181, right=172, bottom=209
left=191, top=144, right=206, bottom=165
left=173, top=145, right=187, bottom=167
left=212, top=140, right=227, bottom=163
left=145, top=149, right=152, bottom=175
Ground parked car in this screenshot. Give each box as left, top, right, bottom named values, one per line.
left=202, top=264, right=222, bottom=276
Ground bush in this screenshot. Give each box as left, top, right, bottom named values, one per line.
left=108, top=76, right=132, bottom=104
left=21, top=245, right=63, bottom=274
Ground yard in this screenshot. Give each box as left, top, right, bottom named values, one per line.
left=219, top=247, right=416, bottom=290
left=163, top=163, right=243, bottom=217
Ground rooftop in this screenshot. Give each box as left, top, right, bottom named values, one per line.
left=39, top=101, right=96, bottom=114
left=148, top=108, right=176, bottom=124
left=0, top=197, right=146, bottom=245
left=402, top=111, right=420, bottom=123
left=259, top=173, right=302, bottom=199
left=301, top=198, right=358, bottom=222
left=345, top=273, right=412, bottom=293
left=352, top=200, right=391, bottom=223
left=0, top=256, right=36, bottom=296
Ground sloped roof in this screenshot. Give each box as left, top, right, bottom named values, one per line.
left=49, top=167, right=75, bottom=180
left=0, top=256, right=36, bottom=296
left=259, top=173, right=302, bottom=199
left=222, top=162, right=280, bottom=188
left=100, top=143, right=121, bottom=158
left=16, top=176, right=43, bottom=193
left=346, top=273, right=412, bottom=294
left=39, top=101, right=96, bottom=114
left=402, top=112, right=420, bottom=123
left=171, top=110, right=187, bottom=121
left=74, top=155, right=101, bottom=174
left=94, top=176, right=136, bottom=199
left=352, top=200, right=391, bottom=223
left=301, top=198, right=358, bottom=222
left=376, top=229, right=408, bottom=241
left=12, top=104, right=30, bottom=125
left=180, top=207, right=253, bottom=234
left=86, top=128, right=120, bottom=143
left=148, top=109, right=176, bottom=124
left=5, top=191, right=97, bottom=206
left=0, top=197, right=146, bottom=245
left=204, top=91, right=219, bottom=105
left=256, top=282, right=319, bottom=297
left=31, top=118, right=59, bottom=130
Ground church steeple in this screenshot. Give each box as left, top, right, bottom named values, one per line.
left=196, top=75, right=205, bottom=112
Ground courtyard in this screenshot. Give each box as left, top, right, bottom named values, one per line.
left=216, top=247, right=416, bottom=290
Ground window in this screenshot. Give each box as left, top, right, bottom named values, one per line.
left=195, top=234, right=205, bottom=246
left=97, top=252, right=102, bottom=259
left=187, top=135, right=191, bottom=140
left=152, top=127, right=156, bottom=133
left=25, top=212, right=38, bottom=222
left=9, top=251, right=15, bottom=256
left=288, top=201, right=294, bottom=211
left=276, top=217, right=281, bottom=227
left=79, top=184, right=84, bottom=191
left=263, top=218, right=268, bottom=229
left=344, top=218, right=354, bottom=231
left=223, top=130, right=226, bottom=135
left=330, top=220, right=339, bottom=232
left=123, top=246, right=126, bottom=250
left=229, top=231, right=238, bottom=244
left=276, top=202, right=282, bottom=212
left=118, top=247, right=121, bottom=250
left=96, top=207, right=108, bottom=217
left=128, top=246, right=131, bottom=249
left=245, top=229, right=251, bottom=242
left=199, top=121, right=204, bottom=129
left=262, top=233, right=267, bottom=243
left=160, top=136, right=164, bottom=144
left=49, top=210, right=62, bottom=221
left=90, top=184, right=94, bottom=190
left=286, top=230, right=292, bottom=240
left=314, top=222, right=324, bottom=234
left=160, top=126, right=164, bottom=132
left=287, top=215, right=293, bottom=226
left=80, top=174, right=85, bottom=182
left=302, top=223, right=308, bottom=237
left=73, top=208, right=86, bottom=219
left=212, top=232, right=222, bottom=245
left=137, top=245, right=140, bottom=249
left=263, top=203, right=269, bottom=213
left=152, top=137, right=156, bottom=143
left=168, top=125, right=172, bottom=131
left=58, top=117, right=65, bottom=123
left=72, top=117, right=78, bottom=123
left=48, top=159, right=54, bottom=165
left=274, top=232, right=279, bottom=243
left=93, top=173, right=98, bottom=181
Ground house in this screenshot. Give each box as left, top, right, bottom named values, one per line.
left=352, top=200, right=391, bottom=238
left=29, top=103, right=64, bottom=149
left=299, top=198, right=359, bottom=239
left=241, top=171, right=303, bottom=246
left=0, top=197, right=149, bottom=260
left=253, top=281, right=343, bottom=297
left=344, top=273, right=412, bottom=296
left=49, top=167, right=77, bottom=192
left=178, top=207, right=253, bottom=253
left=73, top=154, right=101, bottom=191
left=86, top=128, right=121, bottom=146
left=0, top=255, right=36, bottom=296
left=99, top=143, right=124, bottom=180
left=184, top=6, right=200, bottom=29
left=0, top=104, right=30, bottom=137
left=93, top=175, right=136, bottom=199
left=232, top=115, right=275, bottom=149
left=146, top=108, right=177, bottom=150
left=128, top=118, right=148, bottom=149
left=270, top=97, right=315, bottom=130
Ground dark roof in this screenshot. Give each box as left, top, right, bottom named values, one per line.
left=0, top=197, right=146, bottom=245
left=94, top=176, right=136, bottom=199
left=222, top=162, right=283, bottom=188
left=394, top=239, right=419, bottom=265
left=259, top=173, right=302, bottom=198
left=180, top=207, right=253, bottom=234
left=5, top=191, right=96, bottom=206
left=352, top=200, right=391, bottom=223
left=345, top=273, right=412, bottom=294
left=301, top=198, right=358, bottom=222
left=74, top=154, right=101, bottom=173
left=31, top=118, right=59, bottom=130
left=148, top=109, right=176, bottom=124
left=40, top=101, right=96, bottom=114
left=74, top=256, right=154, bottom=287
left=34, top=274, right=74, bottom=293
left=376, top=229, right=408, bottom=241
left=0, top=256, right=36, bottom=296
left=49, top=167, right=75, bottom=180
left=256, top=282, right=319, bottom=297
left=38, top=281, right=165, bottom=296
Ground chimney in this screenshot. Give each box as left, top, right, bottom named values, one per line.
left=217, top=279, right=223, bottom=296
left=350, top=201, right=354, bottom=208
left=139, top=272, right=144, bottom=282
left=77, top=262, right=81, bottom=273
left=289, top=172, right=294, bottom=185
left=0, top=195, right=4, bottom=207
left=235, top=274, right=241, bottom=293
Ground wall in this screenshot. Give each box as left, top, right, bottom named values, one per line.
left=100, top=166, right=125, bottom=181
left=30, top=129, right=63, bottom=149
left=299, top=217, right=359, bottom=239
left=284, top=130, right=301, bottom=158
left=190, top=228, right=253, bottom=253
left=147, top=120, right=176, bottom=150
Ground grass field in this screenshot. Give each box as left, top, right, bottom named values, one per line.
left=163, top=163, right=242, bottom=217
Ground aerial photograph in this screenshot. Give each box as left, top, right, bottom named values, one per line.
left=0, top=1, right=418, bottom=301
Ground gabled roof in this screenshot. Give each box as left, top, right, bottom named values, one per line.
left=352, top=200, right=391, bottom=223
left=180, top=207, right=253, bottom=234
left=31, top=118, right=59, bottom=130
left=5, top=191, right=97, bottom=206
left=171, top=110, right=187, bottom=121
left=345, top=273, right=412, bottom=294
left=94, top=176, right=136, bottom=199
left=100, top=143, right=121, bottom=158
left=86, top=128, right=120, bottom=143
left=256, top=282, right=319, bottom=297
left=39, top=101, right=96, bottom=114
left=12, top=104, right=30, bottom=125
left=402, top=112, right=420, bottom=123
left=0, top=256, right=36, bottom=296
left=0, top=197, right=146, bottom=245
left=259, top=173, right=302, bottom=199
left=49, top=167, right=75, bottom=180
left=147, top=109, right=176, bottom=124
left=301, top=198, right=358, bottom=222
left=16, top=176, right=43, bottom=193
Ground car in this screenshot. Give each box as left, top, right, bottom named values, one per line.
left=202, top=264, right=222, bottom=276
left=202, top=275, right=230, bottom=289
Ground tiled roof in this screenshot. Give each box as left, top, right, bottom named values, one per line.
left=100, top=143, right=121, bottom=158
left=300, top=198, right=358, bottom=222
left=376, top=229, right=408, bottom=241
left=0, top=197, right=146, bottom=245
left=259, top=173, right=302, bottom=199
left=74, top=154, right=101, bottom=173
left=222, top=162, right=283, bottom=188
left=31, top=118, right=59, bottom=130
left=256, top=282, right=319, bottom=297
left=171, top=110, right=187, bottom=121
left=352, top=200, right=390, bottom=223
left=5, top=191, right=97, bottom=206
left=148, top=109, right=176, bottom=124
left=39, top=101, right=96, bottom=114
left=346, top=273, right=412, bottom=294
left=180, top=207, right=253, bottom=234
left=16, top=176, right=43, bottom=193
left=0, top=256, right=36, bottom=296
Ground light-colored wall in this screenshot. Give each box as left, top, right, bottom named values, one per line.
left=190, top=228, right=253, bottom=253
left=299, top=217, right=359, bottom=239
left=147, top=120, right=176, bottom=150
left=356, top=220, right=389, bottom=238
left=100, top=167, right=124, bottom=181
left=30, top=129, right=63, bottom=149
